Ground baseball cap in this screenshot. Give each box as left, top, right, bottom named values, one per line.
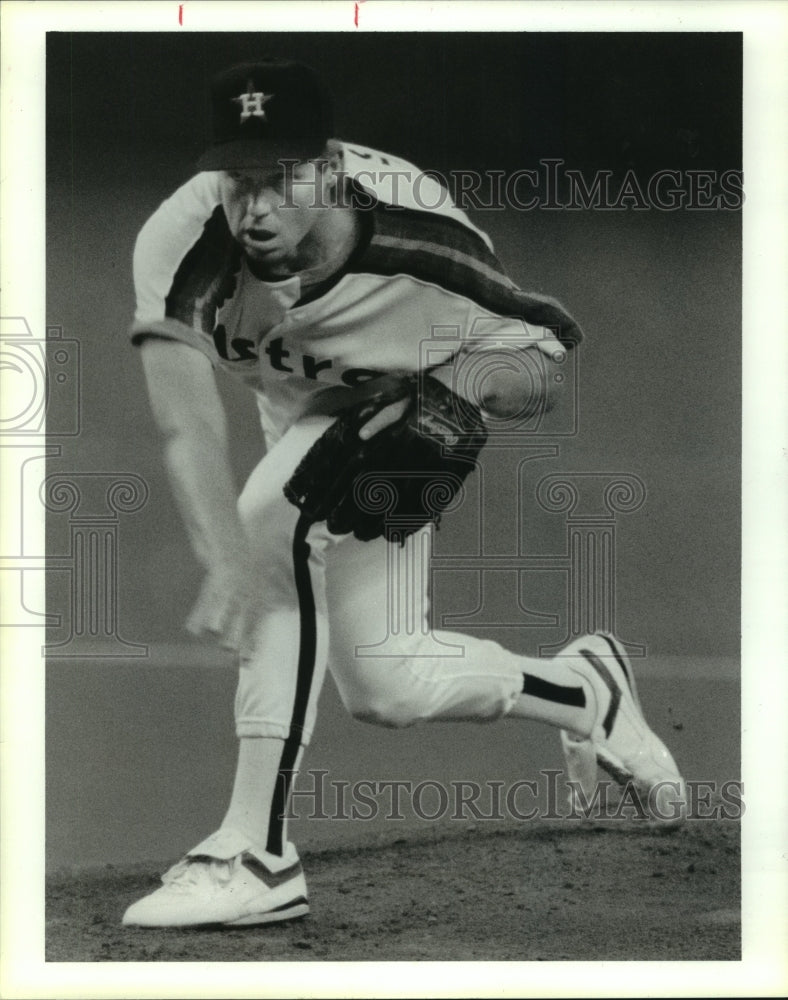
left=197, top=59, right=334, bottom=171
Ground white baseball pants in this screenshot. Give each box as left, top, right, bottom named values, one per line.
left=234, top=413, right=528, bottom=746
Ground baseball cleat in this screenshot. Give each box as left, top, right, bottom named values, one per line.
left=122, top=828, right=309, bottom=928
left=559, top=644, right=644, bottom=814
left=561, top=633, right=686, bottom=824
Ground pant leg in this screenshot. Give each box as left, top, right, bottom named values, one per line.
left=237, top=418, right=583, bottom=739
left=234, top=414, right=340, bottom=745
left=325, top=524, right=525, bottom=728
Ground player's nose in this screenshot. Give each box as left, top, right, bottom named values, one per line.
left=246, top=186, right=277, bottom=219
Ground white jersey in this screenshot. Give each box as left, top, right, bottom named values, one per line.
left=130, top=141, right=581, bottom=440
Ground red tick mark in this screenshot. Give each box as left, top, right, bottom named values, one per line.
left=178, top=3, right=183, bottom=25
left=354, top=0, right=367, bottom=28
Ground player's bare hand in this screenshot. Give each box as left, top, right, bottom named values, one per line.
left=358, top=396, right=410, bottom=439
left=186, top=561, right=262, bottom=655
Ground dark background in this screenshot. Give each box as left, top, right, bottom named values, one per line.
left=45, top=32, right=741, bottom=868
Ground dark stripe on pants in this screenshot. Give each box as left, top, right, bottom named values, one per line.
left=522, top=673, right=586, bottom=708
left=267, top=514, right=317, bottom=856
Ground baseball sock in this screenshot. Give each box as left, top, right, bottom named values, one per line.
left=507, top=655, right=599, bottom=737
left=220, top=736, right=287, bottom=855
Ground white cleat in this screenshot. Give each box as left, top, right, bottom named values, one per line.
left=559, top=637, right=644, bottom=815
left=560, top=633, right=686, bottom=825
left=122, top=828, right=309, bottom=928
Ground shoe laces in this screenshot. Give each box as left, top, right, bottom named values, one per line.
left=162, top=855, right=238, bottom=893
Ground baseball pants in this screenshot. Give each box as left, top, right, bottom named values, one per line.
left=235, top=412, right=528, bottom=747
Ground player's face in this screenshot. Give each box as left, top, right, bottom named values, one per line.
left=221, top=160, right=336, bottom=274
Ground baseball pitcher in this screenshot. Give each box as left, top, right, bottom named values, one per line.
left=122, top=60, right=685, bottom=929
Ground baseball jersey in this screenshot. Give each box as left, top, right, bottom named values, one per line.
left=130, top=142, right=582, bottom=441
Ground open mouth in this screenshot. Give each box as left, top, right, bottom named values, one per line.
left=245, top=228, right=277, bottom=244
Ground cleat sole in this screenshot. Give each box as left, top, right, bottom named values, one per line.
left=226, top=899, right=310, bottom=926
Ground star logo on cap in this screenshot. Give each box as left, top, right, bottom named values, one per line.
left=233, top=81, right=274, bottom=123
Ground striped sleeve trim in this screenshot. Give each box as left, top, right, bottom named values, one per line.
left=355, top=205, right=583, bottom=346
left=371, top=234, right=517, bottom=293
left=164, top=205, right=243, bottom=332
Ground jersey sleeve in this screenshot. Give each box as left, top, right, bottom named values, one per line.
left=341, top=142, right=495, bottom=252
left=129, top=172, right=240, bottom=363
left=341, top=142, right=582, bottom=349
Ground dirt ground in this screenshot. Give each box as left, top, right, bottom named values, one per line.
left=46, top=819, right=740, bottom=963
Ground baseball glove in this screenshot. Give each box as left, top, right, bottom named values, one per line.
left=283, top=375, right=488, bottom=544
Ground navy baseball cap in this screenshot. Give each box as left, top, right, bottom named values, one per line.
left=198, top=59, right=334, bottom=171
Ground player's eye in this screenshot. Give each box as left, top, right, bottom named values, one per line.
left=266, top=171, right=289, bottom=190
